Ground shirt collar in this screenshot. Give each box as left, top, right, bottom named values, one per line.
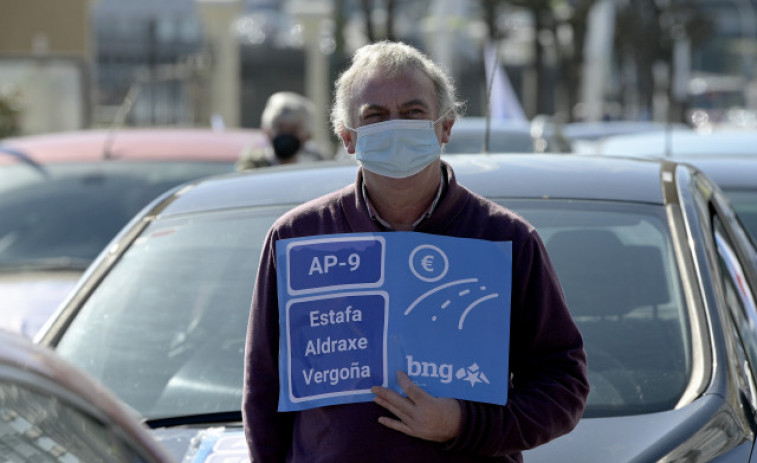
left=361, top=168, right=447, bottom=231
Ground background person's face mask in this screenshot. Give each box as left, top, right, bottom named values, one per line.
left=348, top=113, right=448, bottom=178
left=272, top=133, right=301, bottom=160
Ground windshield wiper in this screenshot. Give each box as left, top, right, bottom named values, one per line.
left=144, top=411, right=242, bottom=429
left=0, top=145, right=49, bottom=177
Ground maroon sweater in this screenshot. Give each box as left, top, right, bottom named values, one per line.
left=243, top=163, right=589, bottom=462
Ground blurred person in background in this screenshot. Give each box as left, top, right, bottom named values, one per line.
left=236, top=91, right=324, bottom=170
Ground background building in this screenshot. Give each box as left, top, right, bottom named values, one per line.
left=91, top=0, right=206, bottom=127
left=2, top=0, right=757, bottom=139
left=0, top=0, right=92, bottom=134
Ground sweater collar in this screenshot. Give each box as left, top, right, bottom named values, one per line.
left=344, top=160, right=467, bottom=233
left=360, top=169, right=446, bottom=231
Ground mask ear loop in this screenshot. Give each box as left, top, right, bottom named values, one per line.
left=433, top=108, right=454, bottom=125
left=435, top=109, right=454, bottom=153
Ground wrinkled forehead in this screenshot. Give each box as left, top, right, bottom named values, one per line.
left=350, top=67, right=438, bottom=113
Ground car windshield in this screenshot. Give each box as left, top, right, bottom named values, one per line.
left=0, top=162, right=233, bottom=271
left=54, top=199, right=690, bottom=420
left=56, top=206, right=285, bottom=419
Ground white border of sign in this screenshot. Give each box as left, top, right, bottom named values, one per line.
left=285, top=235, right=386, bottom=296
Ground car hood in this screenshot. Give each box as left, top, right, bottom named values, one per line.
left=525, top=394, right=735, bottom=462
left=0, top=271, right=81, bottom=338
left=148, top=395, right=734, bottom=462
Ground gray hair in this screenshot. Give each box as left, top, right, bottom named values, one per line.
left=261, top=91, right=315, bottom=135
left=330, top=41, right=462, bottom=136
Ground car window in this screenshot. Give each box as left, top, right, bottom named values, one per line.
left=720, top=189, right=757, bottom=246
left=713, top=220, right=757, bottom=376
left=55, top=199, right=690, bottom=419
left=712, top=217, right=757, bottom=424
left=502, top=199, right=691, bottom=417
left=56, top=206, right=289, bottom=419
left=0, top=162, right=233, bottom=270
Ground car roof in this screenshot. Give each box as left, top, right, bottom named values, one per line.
left=678, top=156, right=757, bottom=189
left=443, top=118, right=536, bottom=154
left=595, top=129, right=757, bottom=157
left=0, top=128, right=267, bottom=164
left=587, top=129, right=757, bottom=189
left=562, top=120, right=691, bottom=141
left=449, top=117, right=533, bottom=131
left=156, top=154, right=671, bottom=218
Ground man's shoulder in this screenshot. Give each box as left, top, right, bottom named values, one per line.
left=290, top=187, right=347, bottom=215
left=444, top=164, right=526, bottom=225
left=272, top=183, right=357, bottom=236
left=458, top=183, right=532, bottom=222
left=448, top=183, right=538, bottom=241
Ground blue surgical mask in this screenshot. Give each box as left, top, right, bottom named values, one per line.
left=347, top=112, right=449, bottom=178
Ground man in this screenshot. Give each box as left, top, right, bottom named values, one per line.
left=243, top=41, right=589, bottom=462
left=236, top=91, right=324, bottom=170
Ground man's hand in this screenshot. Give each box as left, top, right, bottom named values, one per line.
left=371, top=371, right=462, bottom=442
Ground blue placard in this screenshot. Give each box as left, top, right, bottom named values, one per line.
left=276, top=232, right=512, bottom=411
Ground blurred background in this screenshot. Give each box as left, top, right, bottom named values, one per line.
left=0, top=0, right=754, bottom=157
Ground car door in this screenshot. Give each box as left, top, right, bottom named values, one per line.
left=705, top=185, right=757, bottom=462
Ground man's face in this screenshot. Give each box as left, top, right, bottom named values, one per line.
left=341, top=67, right=453, bottom=154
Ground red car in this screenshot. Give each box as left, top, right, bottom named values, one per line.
left=0, top=329, right=174, bottom=462
left=0, top=127, right=266, bottom=338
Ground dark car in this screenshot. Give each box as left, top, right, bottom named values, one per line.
left=0, top=329, right=174, bottom=462
left=441, top=117, right=571, bottom=153
left=0, top=127, right=266, bottom=337
left=39, top=154, right=757, bottom=462
left=679, top=157, right=757, bottom=244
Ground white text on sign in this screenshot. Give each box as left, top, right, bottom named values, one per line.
left=308, top=253, right=361, bottom=275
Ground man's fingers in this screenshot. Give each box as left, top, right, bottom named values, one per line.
left=371, top=385, right=413, bottom=422
left=397, top=370, right=429, bottom=403
left=377, top=415, right=418, bottom=438
left=372, top=372, right=462, bottom=443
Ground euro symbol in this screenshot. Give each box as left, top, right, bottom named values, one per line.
left=409, top=244, right=448, bottom=282
left=421, top=255, right=434, bottom=272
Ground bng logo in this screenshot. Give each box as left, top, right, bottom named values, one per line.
left=406, top=355, right=491, bottom=387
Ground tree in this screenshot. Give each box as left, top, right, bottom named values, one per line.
left=0, top=91, right=21, bottom=139
left=359, top=0, right=397, bottom=42
left=558, top=0, right=598, bottom=120
left=482, top=0, right=711, bottom=121
left=482, top=0, right=598, bottom=119
left=614, top=0, right=712, bottom=121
